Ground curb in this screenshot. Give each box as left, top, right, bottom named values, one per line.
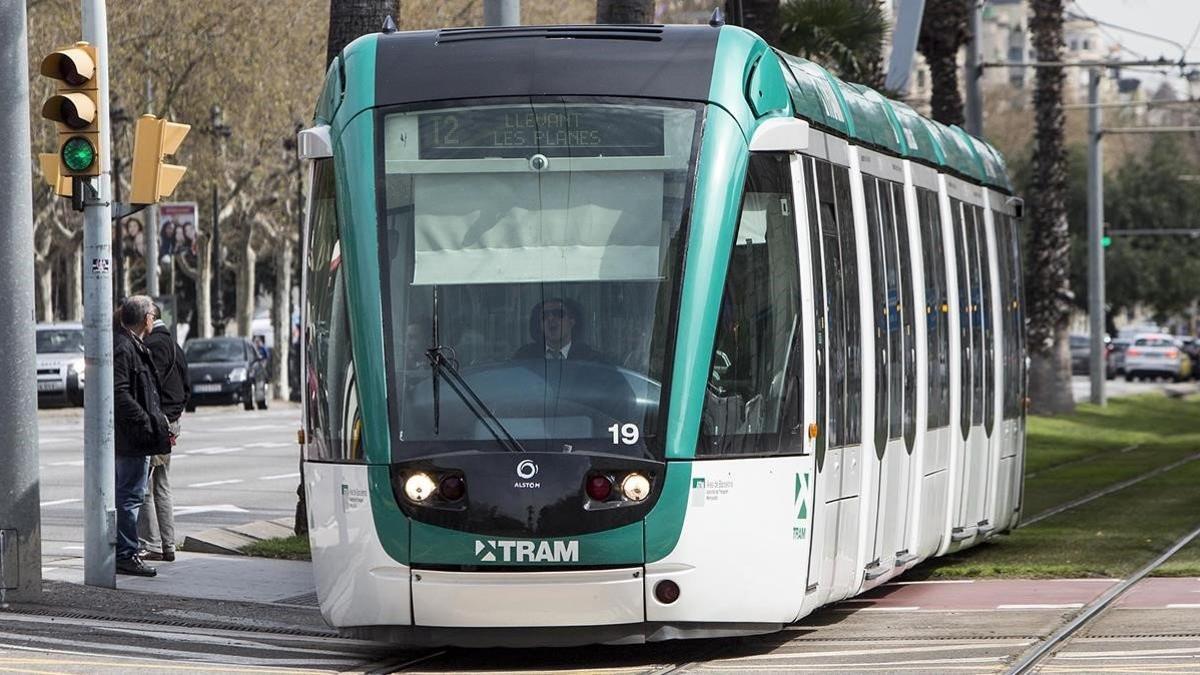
left=182, top=517, right=297, bottom=555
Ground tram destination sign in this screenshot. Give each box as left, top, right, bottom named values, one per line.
left=418, top=106, right=664, bottom=160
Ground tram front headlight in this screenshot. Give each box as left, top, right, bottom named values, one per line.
left=404, top=472, right=436, bottom=502
left=621, top=472, right=651, bottom=501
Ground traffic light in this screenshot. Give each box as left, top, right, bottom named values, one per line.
left=39, top=42, right=101, bottom=180
left=129, top=114, right=190, bottom=204
left=1102, top=224, right=1112, bottom=248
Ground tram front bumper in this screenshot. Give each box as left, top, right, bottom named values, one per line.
left=411, top=567, right=644, bottom=627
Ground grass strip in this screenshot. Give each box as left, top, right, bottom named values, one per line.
left=919, top=454, right=1200, bottom=578
left=239, top=534, right=311, bottom=560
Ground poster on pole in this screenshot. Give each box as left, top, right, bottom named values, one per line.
left=158, top=202, right=200, bottom=264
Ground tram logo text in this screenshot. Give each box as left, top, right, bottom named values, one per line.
left=474, top=539, right=579, bottom=563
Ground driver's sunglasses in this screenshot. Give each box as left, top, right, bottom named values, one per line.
left=542, top=308, right=566, bottom=320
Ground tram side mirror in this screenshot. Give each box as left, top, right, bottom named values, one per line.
left=298, top=124, right=333, bottom=160
left=1006, top=196, right=1025, bottom=219
left=749, top=117, right=810, bottom=153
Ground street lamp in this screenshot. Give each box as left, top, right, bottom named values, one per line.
left=205, top=104, right=232, bottom=335
left=110, top=99, right=131, bottom=306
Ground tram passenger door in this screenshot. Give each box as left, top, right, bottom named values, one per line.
left=798, top=153, right=863, bottom=612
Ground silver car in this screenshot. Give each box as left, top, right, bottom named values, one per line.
left=36, top=323, right=85, bottom=406
left=1124, top=333, right=1193, bottom=382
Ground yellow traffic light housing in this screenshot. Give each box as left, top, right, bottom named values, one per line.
left=39, top=42, right=101, bottom=178
left=130, top=114, right=190, bottom=204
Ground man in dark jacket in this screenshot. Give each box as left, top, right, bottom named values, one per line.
left=113, top=295, right=171, bottom=577
left=138, top=304, right=188, bottom=562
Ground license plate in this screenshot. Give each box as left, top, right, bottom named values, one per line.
left=193, top=383, right=223, bottom=393
left=37, top=381, right=63, bottom=392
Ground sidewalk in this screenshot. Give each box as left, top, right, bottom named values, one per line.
left=17, top=524, right=327, bottom=636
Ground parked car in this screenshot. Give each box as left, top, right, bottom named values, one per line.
left=1124, top=334, right=1194, bottom=382
left=1110, top=337, right=1132, bottom=375
left=184, top=336, right=269, bottom=411
left=1179, top=337, right=1200, bottom=380
left=1069, top=333, right=1115, bottom=379
left=35, top=323, right=85, bottom=407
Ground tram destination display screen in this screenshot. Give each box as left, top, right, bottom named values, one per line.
left=418, top=106, right=665, bottom=160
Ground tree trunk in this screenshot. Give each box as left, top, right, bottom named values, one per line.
left=194, top=236, right=214, bottom=338
left=66, top=244, right=82, bottom=321
left=596, top=0, right=654, bottom=24
left=327, top=0, right=398, bottom=67
left=273, top=245, right=293, bottom=400
left=1026, top=0, right=1072, bottom=414
left=236, top=237, right=256, bottom=337
left=727, top=0, right=779, bottom=45
left=35, top=261, right=53, bottom=322
left=917, top=0, right=969, bottom=126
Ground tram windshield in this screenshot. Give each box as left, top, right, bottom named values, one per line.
left=380, top=98, right=702, bottom=460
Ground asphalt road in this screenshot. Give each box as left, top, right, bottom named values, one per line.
left=37, top=401, right=303, bottom=558
left=1070, top=373, right=1181, bottom=401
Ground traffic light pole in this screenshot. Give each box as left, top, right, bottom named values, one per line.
left=1087, top=68, right=1105, bottom=406
left=0, top=0, right=44, bottom=604
left=81, top=0, right=116, bottom=588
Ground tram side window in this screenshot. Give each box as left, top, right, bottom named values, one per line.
left=817, top=160, right=846, bottom=448
left=952, top=199, right=972, bottom=438
left=700, top=154, right=802, bottom=456
left=917, top=188, right=949, bottom=429
left=833, top=165, right=862, bottom=447
left=880, top=180, right=903, bottom=441
left=305, top=159, right=359, bottom=461
left=863, top=176, right=889, bottom=449
left=965, top=206, right=986, bottom=426
left=979, top=207, right=996, bottom=434
left=893, top=183, right=917, bottom=446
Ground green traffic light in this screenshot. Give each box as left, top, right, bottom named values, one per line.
left=61, top=136, right=95, bottom=172
left=1102, top=235, right=1112, bottom=248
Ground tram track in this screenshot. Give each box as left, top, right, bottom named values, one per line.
left=1004, top=522, right=1200, bottom=674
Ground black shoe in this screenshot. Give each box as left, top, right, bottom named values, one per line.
left=161, top=549, right=175, bottom=562
left=116, top=556, right=157, bottom=577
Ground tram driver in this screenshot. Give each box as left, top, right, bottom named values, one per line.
left=514, top=297, right=607, bottom=363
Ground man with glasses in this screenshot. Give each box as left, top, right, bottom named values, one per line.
left=514, top=297, right=606, bottom=362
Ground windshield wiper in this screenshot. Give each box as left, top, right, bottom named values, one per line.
left=425, top=346, right=526, bottom=453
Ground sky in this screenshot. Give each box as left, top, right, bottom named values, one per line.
left=1072, top=0, right=1200, bottom=95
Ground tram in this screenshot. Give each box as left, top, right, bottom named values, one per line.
left=297, top=20, right=1026, bottom=646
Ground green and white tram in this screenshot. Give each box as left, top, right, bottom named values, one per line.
left=297, top=21, right=1026, bottom=646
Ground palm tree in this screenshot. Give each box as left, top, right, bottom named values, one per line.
left=729, top=0, right=782, bottom=46
left=916, top=0, right=969, bottom=125
left=596, top=0, right=654, bottom=24
left=1025, top=0, right=1074, bottom=413
left=327, top=0, right=399, bottom=66
left=778, top=0, right=888, bottom=89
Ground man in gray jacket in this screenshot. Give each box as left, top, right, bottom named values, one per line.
left=139, top=303, right=188, bottom=562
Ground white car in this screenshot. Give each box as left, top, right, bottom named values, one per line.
left=1124, top=333, right=1193, bottom=382
left=36, top=323, right=86, bottom=406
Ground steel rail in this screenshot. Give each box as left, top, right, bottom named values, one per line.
left=1005, top=522, right=1200, bottom=674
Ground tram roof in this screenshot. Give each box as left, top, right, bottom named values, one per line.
left=773, top=52, right=1011, bottom=193
left=328, top=23, right=1011, bottom=193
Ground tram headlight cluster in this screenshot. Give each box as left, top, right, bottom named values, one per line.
left=585, top=471, right=652, bottom=504
left=403, top=471, right=467, bottom=504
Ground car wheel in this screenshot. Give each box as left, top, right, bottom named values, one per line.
left=1125, top=372, right=1134, bottom=382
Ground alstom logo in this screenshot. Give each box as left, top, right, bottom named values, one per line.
left=474, top=539, right=579, bottom=563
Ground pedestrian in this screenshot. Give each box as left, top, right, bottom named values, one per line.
left=138, top=303, right=188, bottom=562
left=113, top=295, right=172, bottom=577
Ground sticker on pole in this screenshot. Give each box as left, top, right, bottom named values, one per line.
left=91, top=258, right=110, bottom=274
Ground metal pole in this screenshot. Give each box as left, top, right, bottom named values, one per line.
left=212, top=184, right=221, bottom=335
left=0, top=0, right=43, bottom=603
left=146, top=204, right=159, bottom=296
left=1087, top=68, right=1106, bottom=406
left=885, top=0, right=926, bottom=94
left=483, top=0, right=520, bottom=26
left=112, top=154, right=123, bottom=303
left=964, top=0, right=984, bottom=136
left=82, top=0, right=116, bottom=588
